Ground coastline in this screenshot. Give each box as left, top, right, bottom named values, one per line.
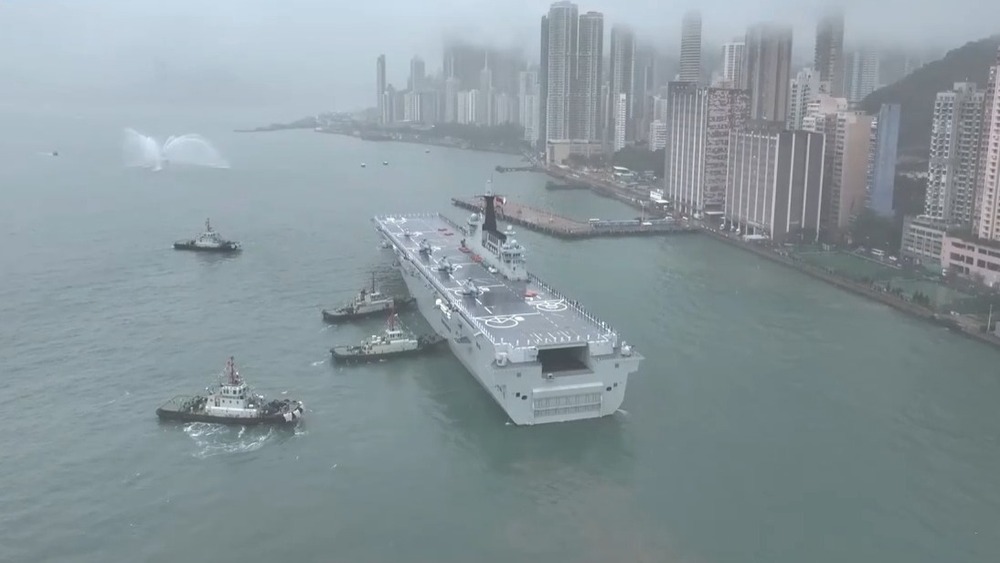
left=700, top=227, right=1000, bottom=349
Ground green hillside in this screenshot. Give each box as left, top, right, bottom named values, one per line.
left=860, top=36, right=1000, bottom=153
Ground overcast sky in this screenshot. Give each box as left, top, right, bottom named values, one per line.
left=1, top=0, right=996, bottom=111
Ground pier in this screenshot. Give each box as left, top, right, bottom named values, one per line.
left=451, top=197, right=697, bottom=239
left=495, top=165, right=541, bottom=173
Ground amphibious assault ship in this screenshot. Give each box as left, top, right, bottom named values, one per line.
left=373, top=191, right=642, bottom=425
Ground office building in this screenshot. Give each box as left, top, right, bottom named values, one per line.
left=663, top=82, right=750, bottom=213
left=900, top=215, right=950, bottom=264
left=846, top=49, right=880, bottom=103
left=679, top=11, right=702, bottom=83
left=409, top=56, right=426, bottom=91
left=745, top=23, right=793, bottom=122
left=724, top=123, right=825, bottom=242
left=866, top=103, right=901, bottom=217
left=814, top=9, right=845, bottom=96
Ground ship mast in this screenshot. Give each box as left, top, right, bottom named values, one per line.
left=226, top=356, right=240, bottom=385
left=205, top=218, right=212, bottom=232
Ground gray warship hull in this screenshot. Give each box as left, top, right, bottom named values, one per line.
left=374, top=211, right=642, bottom=425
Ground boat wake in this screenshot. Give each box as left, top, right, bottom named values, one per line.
left=183, top=422, right=275, bottom=458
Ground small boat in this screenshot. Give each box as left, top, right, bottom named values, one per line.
left=173, top=218, right=241, bottom=252
left=382, top=160, right=388, bottom=166
left=155, top=357, right=303, bottom=425
left=424, top=149, right=430, bottom=153
left=361, top=162, right=367, bottom=168
left=321, top=272, right=415, bottom=322
left=331, top=312, right=443, bottom=363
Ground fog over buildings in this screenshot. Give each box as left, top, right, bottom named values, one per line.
left=0, top=0, right=997, bottom=110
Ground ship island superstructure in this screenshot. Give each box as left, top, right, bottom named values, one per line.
left=373, top=192, right=643, bottom=425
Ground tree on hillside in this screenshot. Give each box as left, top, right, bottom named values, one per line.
left=860, top=36, right=1000, bottom=154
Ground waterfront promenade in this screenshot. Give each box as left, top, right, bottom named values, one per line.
left=451, top=197, right=697, bottom=239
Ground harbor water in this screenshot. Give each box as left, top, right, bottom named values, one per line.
left=2, top=103, right=999, bottom=563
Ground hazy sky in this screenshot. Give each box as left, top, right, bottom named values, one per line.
left=1, top=0, right=996, bottom=112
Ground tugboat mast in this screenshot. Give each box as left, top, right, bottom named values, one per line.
left=205, top=218, right=213, bottom=233
left=226, top=356, right=241, bottom=385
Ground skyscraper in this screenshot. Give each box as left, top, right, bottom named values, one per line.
left=745, top=23, right=793, bottom=123
left=866, top=103, right=901, bottom=217
left=376, top=55, right=387, bottom=125
left=679, top=11, right=702, bottom=83
left=814, top=9, right=845, bottom=96
left=977, top=49, right=1000, bottom=240
left=544, top=1, right=578, bottom=141
left=720, top=42, right=746, bottom=88
left=409, top=56, right=426, bottom=91
left=846, top=49, right=880, bottom=103
left=539, top=15, right=549, bottom=147
left=663, top=82, right=750, bottom=213
left=519, top=70, right=541, bottom=143
left=787, top=67, right=820, bottom=130
left=573, top=11, right=603, bottom=141
left=608, top=25, right=636, bottom=147
left=925, top=83, right=985, bottom=225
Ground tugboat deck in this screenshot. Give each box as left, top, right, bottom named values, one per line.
left=374, top=213, right=619, bottom=349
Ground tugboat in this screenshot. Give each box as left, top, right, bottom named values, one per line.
left=331, top=312, right=443, bottom=363
left=321, top=272, right=415, bottom=322
left=155, top=357, right=303, bottom=425
left=173, top=218, right=241, bottom=253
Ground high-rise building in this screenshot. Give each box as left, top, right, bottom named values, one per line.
left=611, top=93, right=628, bottom=151
left=827, top=111, right=874, bottom=233
left=519, top=70, right=541, bottom=142
left=403, top=90, right=421, bottom=122
left=631, top=47, right=656, bottom=142
left=663, top=82, right=750, bottom=213
left=846, top=49, right=880, bottom=103
left=457, top=90, right=482, bottom=125
left=409, top=56, right=426, bottom=91
left=544, top=1, right=578, bottom=141
left=444, top=77, right=460, bottom=123
left=573, top=11, right=603, bottom=141
left=814, top=9, right=845, bottom=96
left=608, top=25, right=636, bottom=146
left=724, top=123, right=825, bottom=242
left=720, top=42, right=746, bottom=88
left=787, top=67, right=820, bottom=129
left=377, top=55, right=387, bottom=125
left=977, top=49, right=1000, bottom=240
left=539, top=15, right=549, bottom=147
left=679, top=11, right=702, bottom=83
left=866, top=103, right=901, bottom=217
left=745, top=23, right=793, bottom=123
left=925, top=83, right=985, bottom=225
left=648, top=120, right=667, bottom=150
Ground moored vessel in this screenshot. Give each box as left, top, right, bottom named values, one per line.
left=173, top=218, right=241, bottom=252
left=330, top=312, right=443, bottom=363
left=156, top=357, right=303, bottom=425
left=321, top=272, right=415, bottom=322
